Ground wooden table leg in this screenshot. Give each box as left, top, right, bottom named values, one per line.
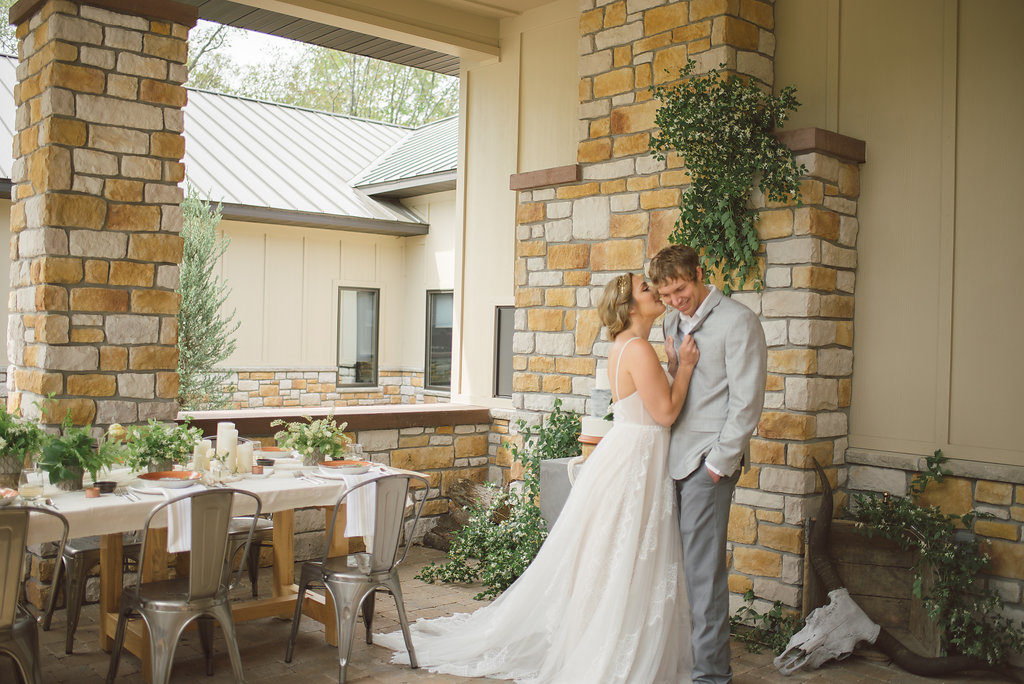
left=99, top=533, right=123, bottom=651
left=141, top=527, right=169, bottom=582
left=272, top=509, right=295, bottom=597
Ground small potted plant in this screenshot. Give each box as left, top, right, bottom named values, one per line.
left=123, top=420, right=203, bottom=472
left=0, top=405, right=46, bottom=489
left=39, top=414, right=123, bottom=491
left=272, top=415, right=351, bottom=466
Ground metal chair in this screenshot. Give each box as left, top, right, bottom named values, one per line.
left=0, top=506, right=69, bottom=684
left=284, top=471, right=428, bottom=683
left=105, top=489, right=262, bottom=684
left=42, top=533, right=142, bottom=653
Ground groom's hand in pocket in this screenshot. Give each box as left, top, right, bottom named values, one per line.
left=706, top=464, right=722, bottom=483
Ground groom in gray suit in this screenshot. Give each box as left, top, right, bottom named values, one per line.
left=650, top=245, right=767, bottom=684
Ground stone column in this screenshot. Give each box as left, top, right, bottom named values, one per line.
left=8, top=0, right=196, bottom=428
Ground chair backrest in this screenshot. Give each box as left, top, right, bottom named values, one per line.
left=324, top=472, right=428, bottom=574
left=0, top=507, right=68, bottom=630
left=136, top=489, right=261, bottom=600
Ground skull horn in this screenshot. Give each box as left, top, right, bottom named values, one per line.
left=808, top=462, right=1020, bottom=681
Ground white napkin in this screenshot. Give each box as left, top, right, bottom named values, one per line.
left=164, top=485, right=206, bottom=553
left=341, top=471, right=383, bottom=537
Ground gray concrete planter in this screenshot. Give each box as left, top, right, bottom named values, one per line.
left=539, top=457, right=575, bottom=530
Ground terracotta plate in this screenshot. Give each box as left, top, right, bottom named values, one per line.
left=138, top=471, right=203, bottom=489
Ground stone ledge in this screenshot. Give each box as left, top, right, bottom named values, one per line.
left=776, top=127, right=866, bottom=164
left=509, top=164, right=581, bottom=191
left=847, top=447, right=1024, bottom=485
left=179, top=403, right=493, bottom=436
left=11, top=0, right=199, bottom=27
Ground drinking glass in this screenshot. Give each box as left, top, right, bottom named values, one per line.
left=18, top=465, right=45, bottom=501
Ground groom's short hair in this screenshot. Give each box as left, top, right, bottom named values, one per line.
left=649, top=245, right=701, bottom=284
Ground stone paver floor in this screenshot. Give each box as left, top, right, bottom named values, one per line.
left=1, top=546, right=1012, bottom=682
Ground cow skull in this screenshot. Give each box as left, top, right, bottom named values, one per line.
left=774, top=587, right=880, bottom=675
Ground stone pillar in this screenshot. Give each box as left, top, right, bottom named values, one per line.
left=8, top=0, right=196, bottom=428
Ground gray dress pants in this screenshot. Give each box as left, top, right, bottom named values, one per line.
left=678, top=464, right=737, bottom=684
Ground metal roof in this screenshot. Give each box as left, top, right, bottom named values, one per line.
left=179, top=0, right=460, bottom=76
left=354, top=116, right=459, bottom=197
left=0, top=56, right=459, bottom=234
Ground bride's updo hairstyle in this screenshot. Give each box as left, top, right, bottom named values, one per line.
left=598, top=273, right=634, bottom=338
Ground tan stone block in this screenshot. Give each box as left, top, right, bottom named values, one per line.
left=131, top=290, right=178, bottom=314
left=70, top=328, right=104, bottom=343
left=793, top=207, right=840, bottom=240
left=613, top=132, right=650, bottom=158
left=515, top=288, right=543, bottom=307
left=640, top=188, right=680, bottom=209
left=712, top=16, right=758, bottom=49
left=84, top=260, right=108, bottom=284
left=516, top=202, right=545, bottom=224
left=35, top=313, right=69, bottom=343
left=127, top=234, right=183, bottom=263
left=542, top=374, right=572, bottom=393
left=66, top=374, right=115, bottom=397
left=635, top=63, right=652, bottom=90
left=691, top=0, right=741, bottom=21
left=758, top=412, right=816, bottom=440
left=578, top=138, right=612, bottom=163
left=976, top=480, right=1014, bottom=506
left=765, top=374, right=784, bottom=391
left=14, top=370, right=63, bottom=395
left=545, top=288, right=576, bottom=307
left=528, top=308, right=565, bottom=332
left=258, top=384, right=278, bottom=397
left=593, top=68, right=633, bottom=98
left=575, top=308, right=602, bottom=355
left=758, top=523, right=804, bottom=554
left=150, top=132, right=185, bottom=160
left=591, top=239, right=645, bottom=270
left=70, top=287, right=129, bottom=312
left=34, top=284, right=68, bottom=311
left=164, top=161, right=186, bottom=184
left=513, top=373, right=540, bottom=392
left=610, top=100, right=658, bottom=135
left=646, top=208, right=679, bottom=257
left=99, top=346, right=127, bottom=371
left=835, top=321, right=853, bottom=346
left=580, top=7, right=604, bottom=34
left=740, top=0, right=774, bottom=28
left=138, top=78, right=186, bottom=107
left=976, top=521, right=1019, bottom=542
left=653, top=45, right=688, bottom=84
left=1011, top=506, right=1024, bottom=522
left=787, top=441, right=833, bottom=469
left=659, top=169, right=692, bottom=187
left=564, top=270, right=592, bottom=285
left=39, top=117, right=86, bottom=146
left=728, top=573, right=753, bottom=594
left=610, top=212, right=648, bottom=237
left=916, top=476, right=973, bottom=516
left=820, top=295, right=854, bottom=319
left=528, top=356, right=555, bottom=372
left=103, top=179, right=144, bottom=203
left=767, top=349, right=816, bottom=374
left=645, top=2, right=688, bottom=35
left=250, top=372, right=275, bottom=381
left=635, top=32, right=673, bottom=54
left=40, top=398, right=95, bottom=427
left=391, top=446, right=454, bottom=470
left=556, top=182, right=601, bottom=199
left=756, top=509, right=784, bottom=523
left=555, top=357, right=597, bottom=376
left=756, top=209, right=793, bottom=239
left=31, top=257, right=82, bottom=285
left=792, top=266, right=836, bottom=291
left=728, top=505, right=757, bottom=544
left=627, top=175, right=659, bottom=191
left=838, top=378, right=851, bottom=407
left=580, top=77, right=592, bottom=103
left=107, top=203, right=160, bottom=231
left=602, top=180, right=627, bottom=194
left=749, top=438, right=785, bottom=464
left=517, top=239, right=546, bottom=257
left=26, top=146, right=71, bottom=193
left=988, top=539, right=1024, bottom=580
left=399, top=434, right=429, bottom=448
left=107, top=262, right=154, bottom=287
left=547, top=244, right=590, bottom=270
left=41, top=62, right=105, bottom=94
left=143, top=34, right=187, bottom=63
left=129, top=345, right=178, bottom=370
left=838, top=163, right=859, bottom=198
left=737, top=465, right=759, bottom=488
left=732, top=546, right=782, bottom=577
left=604, top=1, right=626, bottom=28
left=589, top=117, right=610, bottom=138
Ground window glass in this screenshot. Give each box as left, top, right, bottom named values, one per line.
left=426, top=291, right=453, bottom=389
left=337, top=287, right=379, bottom=386
left=494, top=306, right=514, bottom=398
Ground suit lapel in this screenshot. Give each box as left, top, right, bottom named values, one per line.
left=686, top=287, right=722, bottom=335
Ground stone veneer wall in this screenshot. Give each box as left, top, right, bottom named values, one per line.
left=511, top=0, right=867, bottom=613
left=223, top=367, right=449, bottom=408
left=8, top=0, right=194, bottom=428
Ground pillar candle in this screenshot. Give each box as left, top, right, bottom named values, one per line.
left=236, top=442, right=253, bottom=474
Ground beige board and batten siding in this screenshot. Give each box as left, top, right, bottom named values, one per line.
left=217, top=190, right=456, bottom=373
left=455, top=0, right=578, bottom=407
left=775, top=0, right=1024, bottom=467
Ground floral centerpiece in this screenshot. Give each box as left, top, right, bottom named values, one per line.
left=122, top=419, right=203, bottom=472
left=39, top=414, right=124, bottom=491
left=272, top=415, right=352, bottom=466
left=0, top=405, right=46, bottom=488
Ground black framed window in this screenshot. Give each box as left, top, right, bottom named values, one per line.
left=425, top=291, right=453, bottom=390
left=494, top=306, right=514, bottom=398
left=337, top=287, right=379, bottom=386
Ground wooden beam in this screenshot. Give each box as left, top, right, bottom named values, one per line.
left=10, top=0, right=198, bottom=27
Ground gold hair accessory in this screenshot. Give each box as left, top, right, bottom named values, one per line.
left=617, top=274, right=631, bottom=298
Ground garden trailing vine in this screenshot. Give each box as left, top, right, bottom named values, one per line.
left=649, top=60, right=805, bottom=294
left=417, top=398, right=580, bottom=600
left=852, top=451, right=1024, bottom=665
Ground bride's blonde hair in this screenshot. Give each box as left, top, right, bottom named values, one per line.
left=598, top=273, right=634, bottom=338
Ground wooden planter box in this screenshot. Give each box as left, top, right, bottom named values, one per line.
left=803, top=518, right=941, bottom=657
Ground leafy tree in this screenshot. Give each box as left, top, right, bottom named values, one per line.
left=0, top=0, right=17, bottom=54
left=177, top=189, right=238, bottom=409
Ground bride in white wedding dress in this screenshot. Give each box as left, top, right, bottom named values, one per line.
left=377, top=273, right=699, bottom=683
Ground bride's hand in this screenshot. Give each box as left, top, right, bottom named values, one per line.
left=666, top=336, right=678, bottom=376
left=677, top=334, right=699, bottom=371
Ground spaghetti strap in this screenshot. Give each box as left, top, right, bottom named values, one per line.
left=614, top=337, right=641, bottom=401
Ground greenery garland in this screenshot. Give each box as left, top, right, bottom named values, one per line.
left=852, top=451, right=1024, bottom=665
left=650, top=60, right=805, bottom=294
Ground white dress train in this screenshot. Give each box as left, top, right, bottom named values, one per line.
left=376, top=340, right=692, bottom=683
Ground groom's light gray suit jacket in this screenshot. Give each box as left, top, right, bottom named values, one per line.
left=663, top=288, right=767, bottom=480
